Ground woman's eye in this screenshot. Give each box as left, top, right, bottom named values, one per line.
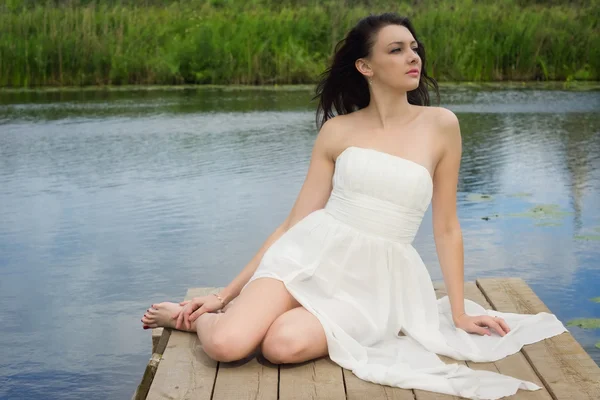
left=392, top=47, right=418, bottom=53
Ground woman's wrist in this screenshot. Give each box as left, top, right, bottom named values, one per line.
left=453, top=312, right=466, bottom=324
left=212, top=293, right=227, bottom=307
left=216, top=289, right=235, bottom=305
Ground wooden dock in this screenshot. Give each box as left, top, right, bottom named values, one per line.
left=133, top=278, right=600, bottom=400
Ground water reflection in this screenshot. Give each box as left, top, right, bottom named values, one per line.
left=0, top=87, right=316, bottom=122
left=0, top=86, right=599, bottom=399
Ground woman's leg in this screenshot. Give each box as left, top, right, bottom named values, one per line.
left=143, top=277, right=301, bottom=362
left=196, top=277, right=302, bottom=361
left=260, top=306, right=328, bottom=364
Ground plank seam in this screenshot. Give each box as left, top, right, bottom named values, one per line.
left=474, top=279, right=497, bottom=312
left=209, top=361, right=220, bottom=400
left=475, top=279, right=559, bottom=400
left=518, top=348, right=559, bottom=400
left=341, top=365, right=348, bottom=400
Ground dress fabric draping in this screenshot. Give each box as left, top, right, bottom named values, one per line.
left=240, top=146, right=568, bottom=400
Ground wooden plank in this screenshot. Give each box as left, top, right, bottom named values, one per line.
left=140, top=278, right=591, bottom=400
left=416, top=281, right=553, bottom=399
left=477, top=277, right=600, bottom=400
left=343, top=366, right=415, bottom=400
left=434, top=281, right=553, bottom=399
left=492, top=356, right=551, bottom=400
left=463, top=281, right=551, bottom=400
left=133, top=353, right=162, bottom=400
left=279, top=356, right=346, bottom=400
left=146, top=287, right=220, bottom=400
left=206, top=285, right=278, bottom=400
left=152, top=328, right=163, bottom=353
left=152, top=328, right=172, bottom=355
left=212, top=354, right=278, bottom=400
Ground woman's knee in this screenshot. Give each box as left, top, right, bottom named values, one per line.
left=203, top=327, right=255, bottom=362
left=260, top=323, right=305, bottom=364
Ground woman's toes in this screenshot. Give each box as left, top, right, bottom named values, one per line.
left=141, top=317, right=157, bottom=328
left=139, top=302, right=182, bottom=330
left=142, top=312, right=155, bottom=323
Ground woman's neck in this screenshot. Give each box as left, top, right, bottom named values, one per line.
left=363, top=89, right=414, bottom=130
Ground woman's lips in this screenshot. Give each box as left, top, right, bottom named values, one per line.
left=407, top=69, right=420, bottom=76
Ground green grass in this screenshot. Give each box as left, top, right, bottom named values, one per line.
left=0, top=0, right=598, bottom=87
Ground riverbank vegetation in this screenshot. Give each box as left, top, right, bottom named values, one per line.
left=0, top=0, right=598, bottom=87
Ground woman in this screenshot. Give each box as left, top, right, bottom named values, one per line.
left=141, top=13, right=567, bottom=400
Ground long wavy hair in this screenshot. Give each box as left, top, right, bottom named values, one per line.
left=313, top=13, right=440, bottom=130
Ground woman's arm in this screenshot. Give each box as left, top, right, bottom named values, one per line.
left=430, top=109, right=510, bottom=337
left=430, top=108, right=465, bottom=324
left=217, top=118, right=340, bottom=305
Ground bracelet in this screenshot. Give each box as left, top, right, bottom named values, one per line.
left=212, top=293, right=226, bottom=307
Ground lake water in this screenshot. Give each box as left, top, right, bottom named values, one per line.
left=1, top=86, right=599, bottom=399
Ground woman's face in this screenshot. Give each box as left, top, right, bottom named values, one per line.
left=360, top=24, right=422, bottom=92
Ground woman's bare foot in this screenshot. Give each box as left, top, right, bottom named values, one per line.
left=141, top=302, right=196, bottom=332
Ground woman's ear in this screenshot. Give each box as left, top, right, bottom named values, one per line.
left=355, top=58, right=372, bottom=78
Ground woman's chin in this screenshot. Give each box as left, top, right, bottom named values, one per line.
left=399, top=81, right=420, bottom=92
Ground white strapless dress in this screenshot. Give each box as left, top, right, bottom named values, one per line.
left=241, top=146, right=568, bottom=400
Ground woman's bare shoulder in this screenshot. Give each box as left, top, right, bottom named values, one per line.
left=420, top=106, right=458, bottom=127
left=418, top=106, right=460, bottom=146
left=419, top=106, right=461, bottom=172
left=317, top=114, right=359, bottom=158
left=319, top=113, right=359, bottom=133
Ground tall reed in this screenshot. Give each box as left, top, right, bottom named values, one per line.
left=0, top=0, right=597, bottom=87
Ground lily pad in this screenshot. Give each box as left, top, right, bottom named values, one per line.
left=590, top=297, right=600, bottom=303
left=566, top=318, right=600, bottom=329
left=508, top=204, right=572, bottom=220
left=575, top=235, right=600, bottom=241
left=467, top=193, right=494, bottom=202
left=481, top=214, right=500, bottom=221
left=508, top=192, right=533, bottom=198
left=596, top=342, right=600, bottom=349
left=535, top=221, right=562, bottom=227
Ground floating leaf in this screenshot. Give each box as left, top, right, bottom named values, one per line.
left=481, top=214, right=500, bottom=221
left=467, top=193, right=494, bottom=202
left=575, top=235, right=600, bottom=241
left=566, top=318, right=600, bottom=329
left=508, top=192, right=533, bottom=198
left=535, top=221, right=562, bottom=227
left=590, top=297, right=600, bottom=303
left=596, top=342, right=600, bottom=349
left=508, top=204, right=572, bottom=220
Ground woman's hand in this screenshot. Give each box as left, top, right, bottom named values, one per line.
left=172, top=295, right=225, bottom=330
left=454, top=313, right=511, bottom=336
